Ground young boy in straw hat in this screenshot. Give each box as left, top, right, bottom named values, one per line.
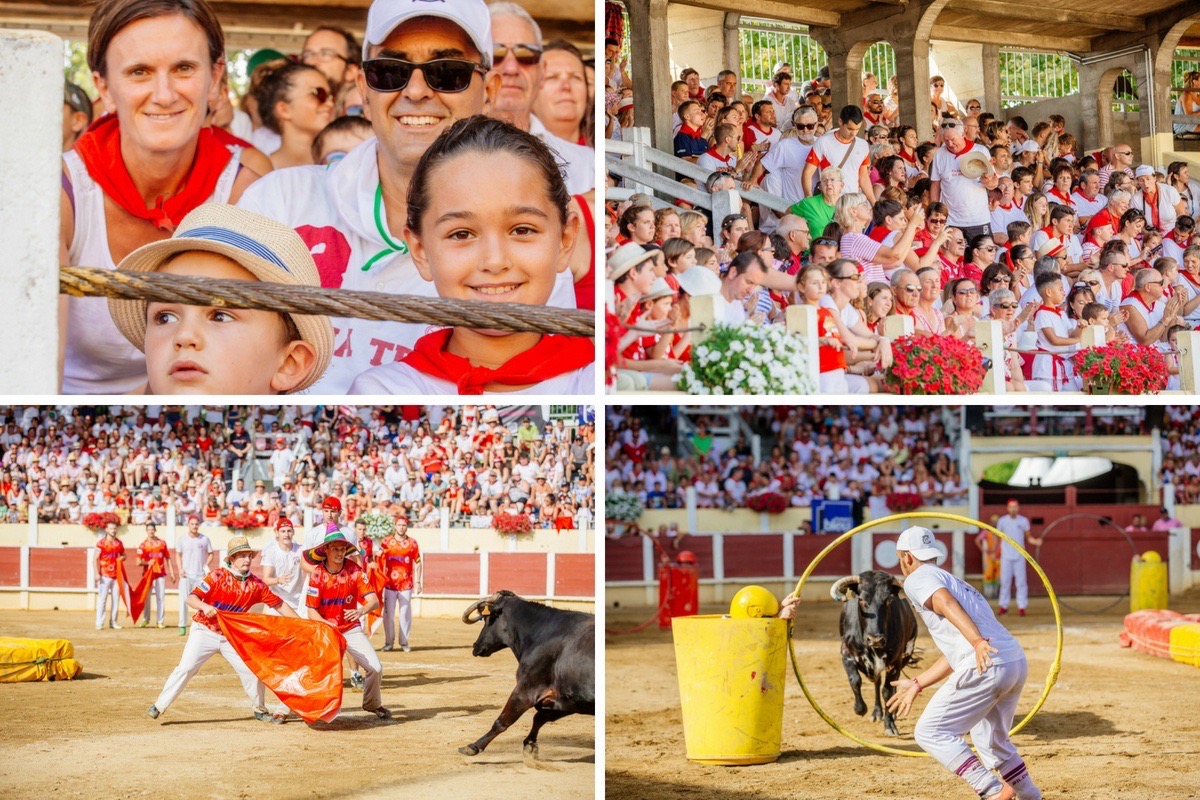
left=148, top=535, right=299, bottom=723
left=108, top=203, right=333, bottom=394
left=303, top=530, right=391, bottom=719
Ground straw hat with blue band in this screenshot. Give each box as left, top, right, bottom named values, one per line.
left=108, top=203, right=333, bottom=392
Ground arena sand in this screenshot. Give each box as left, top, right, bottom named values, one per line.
left=0, top=611, right=593, bottom=799
left=606, top=589, right=1200, bottom=800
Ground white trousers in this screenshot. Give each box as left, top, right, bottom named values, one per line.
left=914, top=659, right=1031, bottom=791
left=381, top=588, right=413, bottom=648
left=153, top=623, right=267, bottom=714
left=142, top=577, right=167, bottom=624
left=178, top=575, right=202, bottom=627
left=343, top=626, right=384, bottom=712
left=95, top=575, right=119, bottom=627
left=998, top=558, right=1028, bottom=610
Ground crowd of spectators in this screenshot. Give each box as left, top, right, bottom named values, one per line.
left=604, top=53, right=1200, bottom=393
left=605, top=405, right=965, bottom=522
left=1159, top=406, right=1200, bottom=504
left=0, top=406, right=596, bottom=532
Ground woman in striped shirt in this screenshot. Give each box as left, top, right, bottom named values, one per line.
left=833, top=193, right=924, bottom=284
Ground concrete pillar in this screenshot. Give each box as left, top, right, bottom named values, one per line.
left=0, top=30, right=61, bottom=394
left=723, top=14, right=741, bottom=84
left=1140, top=39, right=1175, bottom=169
left=627, top=0, right=673, bottom=151
left=975, top=319, right=1006, bottom=395
left=1177, top=331, right=1200, bottom=395
left=819, top=40, right=858, bottom=120
left=711, top=189, right=741, bottom=230
left=882, top=314, right=914, bottom=340
left=893, top=38, right=934, bottom=140
left=784, top=304, right=822, bottom=392
left=981, top=45, right=1001, bottom=117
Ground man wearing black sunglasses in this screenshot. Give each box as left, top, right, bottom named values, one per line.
left=239, top=0, right=578, bottom=394
left=746, top=105, right=817, bottom=205
left=488, top=2, right=594, bottom=194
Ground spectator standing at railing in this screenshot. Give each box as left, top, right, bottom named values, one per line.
left=802, top=106, right=872, bottom=200
left=930, top=119, right=997, bottom=240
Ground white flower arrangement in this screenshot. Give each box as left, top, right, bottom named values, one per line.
left=361, top=512, right=395, bottom=539
left=606, top=490, right=644, bottom=522
left=677, top=323, right=816, bottom=395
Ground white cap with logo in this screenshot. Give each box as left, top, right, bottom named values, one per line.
left=895, top=525, right=941, bottom=561
left=363, top=0, right=494, bottom=66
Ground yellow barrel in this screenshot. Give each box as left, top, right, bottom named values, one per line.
left=1169, top=623, right=1200, bottom=668
left=672, top=615, right=788, bottom=765
left=1130, top=551, right=1169, bottom=613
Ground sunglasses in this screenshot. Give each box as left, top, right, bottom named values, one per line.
left=795, top=123, right=817, bottom=130
left=837, top=273, right=861, bottom=281
left=308, top=86, right=331, bottom=105
left=989, top=275, right=1011, bottom=283
left=902, top=285, right=920, bottom=293
left=493, top=43, right=543, bottom=66
left=927, top=218, right=947, bottom=225
left=955, top=288, right=979, bottom=295
left=996, top=302, right=1018, bottom=309
left=363, top=57, right=486, bottom=94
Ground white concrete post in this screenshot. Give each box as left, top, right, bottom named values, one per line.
left=1167, top=527, right=1186, bottom=595
left=167, top=503, right=178, bottom=548
left=712, top=533, right=725, bottom=580
left=546, top=553, right=556, bottom=600
left=952, top=529, right=966, bottom=579
left=785, top=305, right=822, bottom=392
left=86, top=547, right=97, bottom=611
left=303, top=506, right=314, bottom=544
left=882, top=315, right=914, bottom=341
left=783, top=530, right=795, bottom=579
left=1080, top=324, right=1107, bottom=349
left=711, top=189, right=741, bottom=229
left=440, top=506, right=450, bottom=551
left=642, top=533, right=655, bottom=606
left=0, top=30, right=60, bottom=394
left=19, top=545, right=30, bottom=610
left=1176, top=331, right=1200, bottom=395
left=27, top=511, right=37, bottom=546
left=851, top=532, right=872, bottom=575
left=479, top=551, right=490, bottom=596
left=975, top=319, right=1007, bottom=395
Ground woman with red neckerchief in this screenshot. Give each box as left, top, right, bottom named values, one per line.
left=1046, top=163, right=1075, bottom=210
left=61, top=0, right=262, bottom=394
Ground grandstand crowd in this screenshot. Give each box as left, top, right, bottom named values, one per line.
left=604, top=49, right=1200, bottom=393
left=605, top=405, right=965, bottom=521
left=0, top=406, right=596, bottom=531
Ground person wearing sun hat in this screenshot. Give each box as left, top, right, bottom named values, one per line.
left=107, top=203, right=333, bottom=395
left=1132, top=164, right=1185, bottom=234
left=302, top=531, right=391, bottom=719
left=931, top=116, right=997, bottom=240
left=608, top=241, right=659, bottom=328
left=147, top=534, right=300, bottom=723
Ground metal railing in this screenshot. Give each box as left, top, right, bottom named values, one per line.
left=739, top=18, right=825, bottom=93
left=999, top=48, right=1079, bottom=109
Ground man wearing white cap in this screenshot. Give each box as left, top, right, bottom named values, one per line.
left=239, top=0, right=577, bottom=393
left=1131, top=165, right=1185, bottom=234
left=884, top=525, right=1043, bottom=800
left=930, top=118, right=997, bottom=241
left=994, top=499, right=1040, bottom=615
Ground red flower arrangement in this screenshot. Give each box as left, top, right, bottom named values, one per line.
left=886, top=492, right=924, bottom=513
left=746, top=491, right=789, bottom=514
left=493, top=512, right=534, bottom=535
left=82, top=511, right=120, bottom=531
left=221, top=514, right=261, bottom=530
left=1073, top=342, right=1168, bottom=395
left=885, top=334, right=985, bottom=395
left=606, top=311, right=627, bottom=387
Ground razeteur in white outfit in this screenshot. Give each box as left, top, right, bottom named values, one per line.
left=886, top=526, right=1043, bottom=800
left=995, top=500, right=1041, bottom=615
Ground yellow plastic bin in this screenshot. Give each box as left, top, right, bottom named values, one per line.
left=1169, top=623, right=1200, bottom=668
left=672, top=614, right=788, bottom=765
left=1130, top=551, right=1168, bottom=613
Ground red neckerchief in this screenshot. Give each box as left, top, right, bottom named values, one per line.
left=1073, top=188, right=1098, bottom=204
left=1126, top=291, right=1154, bottom=312
left=1037, top=304, right=1063, bottom=316
left=703, top=146, right=734, bottom=167
left=1048, top=187, right=1073, bottom=206
left=863, top=111, right=880, bottom=125
left=898, top=148, right=917, bottom=165
left=403, top=329, right=594, bottom=394
left=1013, top=195, right=1026, bottom=210
left=678, top=124, right=703, bottom=139
left=868, top=226, right=891, bottom=243
left=73, top=114, right=233, bottom=232
left=945, top=140, right=974, bottom=158
left=1139, top=190, right=1162, bottom=231
left=1181, top=271, right=1200, bottom=290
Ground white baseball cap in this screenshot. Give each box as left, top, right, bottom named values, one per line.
left=895, top=526, right=941, bottom=561
left=363, top=0, right=493, bottom=66
left=1134, top=164, right=1156, bottom=178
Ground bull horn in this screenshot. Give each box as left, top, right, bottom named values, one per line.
left=830, top=576, right=860, bottom=602
left=890, top=575, right=905, bottom=592
left=461, top=592, right=506, bottom=624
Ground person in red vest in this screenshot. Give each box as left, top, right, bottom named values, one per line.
left=137, top=521, right=176, bottom=628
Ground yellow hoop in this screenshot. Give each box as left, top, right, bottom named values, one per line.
left=787, top=511, right=1064, bottom=758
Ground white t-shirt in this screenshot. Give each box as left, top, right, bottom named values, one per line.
left=530, top=116, right=595, bottom=195
left=238, top=138, right=577, bottom=394
left=761, top=138, right=814, bottom=205
left=696, top=148, right=737, bottom=174
left=260, top=540, right=304, bottom=609
left=903, top=563, right=1024, bottom=672
left=930, top=142, right=992, bottom=227
left=989, top=203, right=1026, bottom=239
left=177, top=533, right=214, bottom=578
left=1132, top=183, right=1183, bottom=234
left=1070, top=190, right=1106, bottom=220
left=350, top=361, right=593, bottom=395
left=995, top=513, right=1032, bottom=560
left=806, top=131, right=870, bottom=197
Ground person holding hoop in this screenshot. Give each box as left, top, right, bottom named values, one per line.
left=885, top=526, right=1042, bottom=800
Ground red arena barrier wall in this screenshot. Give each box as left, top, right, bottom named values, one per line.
left=723, top=534, right=785, bottom=578
left=604, top=536, right=645, bottom=582
left=29, top=547, right=88, bottom=588
left=0, top=547, right=20, bottom=585
left=423, top=553, right=481, bottom=595
left=489, top=553, right=547, bottom=596
left=795, top=535, right=854, bottom=576
left=555, top=554, right=595, bottom=597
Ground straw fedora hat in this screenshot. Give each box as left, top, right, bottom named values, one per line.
left=676, top=266, right=722, bottom=297
left=224, top=535, right=260, bottom=564
left=108, top=203, right=333, bottom=392
left=957, top=150, right=995, bottom=181
left=641, top=277, right=676, bottom=301
left=1036, top=237, right=1066, bottom=258
left=607, top=242, right=656, bottom=281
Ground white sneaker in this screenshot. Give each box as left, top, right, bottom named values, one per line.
left=111, top=623, right=122, bottom=630
left=95, top=624, right=103, bottom=630
left=401, top=644, right=411, bottom=652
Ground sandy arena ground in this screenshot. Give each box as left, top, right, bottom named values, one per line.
left=606, top=589, right=1200, bottom=800
left=0, top=610, right=594, bottom=800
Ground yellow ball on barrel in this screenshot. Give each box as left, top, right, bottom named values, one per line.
left=1141, top=551, right=1162, bottom=563
left=730, top=585, right=780, bottom=619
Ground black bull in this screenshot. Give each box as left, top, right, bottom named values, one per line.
left=831, top=571, right=920, bottom=736
left=460, top=590, right=595, bottom=758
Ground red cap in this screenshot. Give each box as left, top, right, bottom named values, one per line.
left=322, top=496, right=342, bottom=511
left=275, top=517, right=294, bottom=530
left=187, top=514, right=200, bottom=523
left=1006, top=498, right=1019, bottom=505
left=677, top=550, right=697, bottom=564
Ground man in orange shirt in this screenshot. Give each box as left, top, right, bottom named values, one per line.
left=304, top=531, right=390, bottom=719
left=137, top=521, right=176, bottom=628
left=378, top=517, right=422, bottom=652
left=95, top=520, right=125, bottom=630
left=147, top=536, right=299, bottom=722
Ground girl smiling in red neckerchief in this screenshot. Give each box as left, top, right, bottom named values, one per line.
left=349, top=116, right=593, bottom=395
